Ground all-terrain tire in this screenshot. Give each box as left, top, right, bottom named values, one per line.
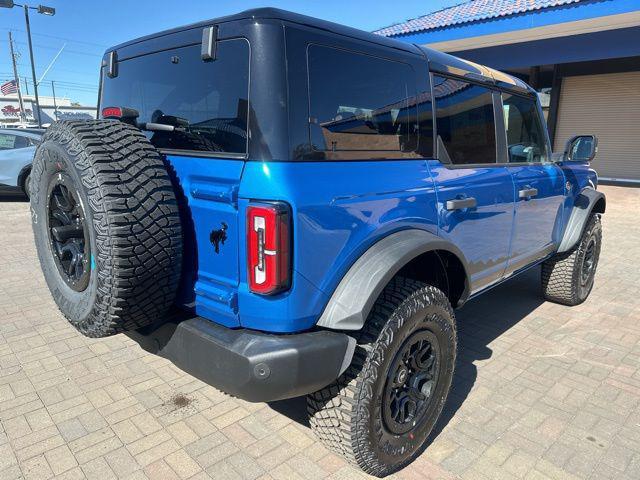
left=20, top=169, right=31, bottom=199
left=30, top=120, right=183, bottom=337
left=542, top=214, right=602, bottom=306
left=307, top=277, right=457, bottom=477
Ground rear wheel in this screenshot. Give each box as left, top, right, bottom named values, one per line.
left=542, top=214, right=602, bottom=306
left=21, top=170, right=31, bottom=198
left=30, top=120, right=183, bottom=337
left=307, top=278, right=456, bottom=477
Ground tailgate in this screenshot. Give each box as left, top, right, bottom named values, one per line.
left=167, top=155, right=245, bottom=327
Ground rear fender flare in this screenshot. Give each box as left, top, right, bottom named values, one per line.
left=316, top=229, right=470, bottom=331
left=557, top=188, right=606, bottom=253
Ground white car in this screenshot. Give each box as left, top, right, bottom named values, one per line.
left=0, top=128, right=44, bottom=197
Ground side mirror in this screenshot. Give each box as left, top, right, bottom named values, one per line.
left=563, top=135, right=598, bottom=163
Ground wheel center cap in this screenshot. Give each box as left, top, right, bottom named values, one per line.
left=396, top=367, right=408, bottom=384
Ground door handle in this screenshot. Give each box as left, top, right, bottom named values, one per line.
left=519, top=188, right=538, bottom=199
left=446, top=197, right=477, bottom=211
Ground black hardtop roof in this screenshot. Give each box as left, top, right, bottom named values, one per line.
left=106, top=7, right=422, bottom=56
left=104, top=7, right=531, bottom=94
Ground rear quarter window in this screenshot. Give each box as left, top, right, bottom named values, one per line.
left=306, top=45, right=429, bottom=160
left=100, top=38, right=250, bottom=155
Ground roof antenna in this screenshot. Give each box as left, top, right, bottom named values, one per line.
left=201, top=26, right=218, bottom=61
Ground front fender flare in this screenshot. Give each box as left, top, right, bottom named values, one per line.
left=316, top=229, right=470, bottom=331
left=557, top=188, right=606, bottom=253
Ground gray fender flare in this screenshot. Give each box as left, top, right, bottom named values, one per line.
left=316, top=229, right=470, bottom=331
left=557, top=188, right=606, bottom=253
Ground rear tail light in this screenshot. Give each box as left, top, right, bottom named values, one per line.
left=101, top=106, right=139, bottom=123
left=101, top=106, right=123, bottom=118
left=247, top=202, right=291, bottom=295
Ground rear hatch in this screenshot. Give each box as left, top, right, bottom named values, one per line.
left=99, top=36, right=251, bottom=327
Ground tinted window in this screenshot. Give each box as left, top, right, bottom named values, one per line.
left=307, top=45, right=424, bottom=159
left=100, top=39, right=249, bottom=154
left=434, top=75, right=496, bottom=165
left=502, top=93, right=548, bottom=163
left=13, top=135, right=30, bottom=149
left=0, top=133, right=16, bottom=150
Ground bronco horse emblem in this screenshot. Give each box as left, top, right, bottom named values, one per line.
left=209, top=222, right=228, bottom=253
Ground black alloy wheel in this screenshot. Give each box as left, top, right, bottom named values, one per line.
left=383, top=330, right=440, bottom=435
left=581, top=237, right=597, bottom=286
left=46, top=172, right=91, bottom=292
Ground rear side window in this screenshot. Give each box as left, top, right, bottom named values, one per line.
left=307, top=45, right=423, bottom=159
left=14, top=135, right=30, bottom=149
left=0, top=133, right=16, bottom=150
left=502, top=93, right=548, bottom=163
left=434, top=75, right=496, bottom=165
left=100, top=38, right=249, bottom=155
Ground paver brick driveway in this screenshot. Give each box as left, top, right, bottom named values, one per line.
left=1, top=185, right=639, bottom=480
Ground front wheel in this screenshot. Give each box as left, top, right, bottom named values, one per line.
left=22, top=171, right=31, bottom=199
left=542, top=214, right=602, bottom=306
left=307, top=278, right=457, bottom=477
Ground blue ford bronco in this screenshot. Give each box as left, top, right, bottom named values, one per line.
left=30, top=8, right=605, bottom=476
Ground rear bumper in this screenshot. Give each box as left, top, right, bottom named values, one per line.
left=126, top=317, right=355, bottom=402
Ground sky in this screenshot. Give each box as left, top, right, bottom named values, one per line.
left=0, top=0, right=462, bottom=106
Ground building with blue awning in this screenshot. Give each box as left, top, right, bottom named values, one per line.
left=375, top=0, right=640, bottom=182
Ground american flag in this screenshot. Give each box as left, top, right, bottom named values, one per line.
left=1, top=80, right=18, bottom=95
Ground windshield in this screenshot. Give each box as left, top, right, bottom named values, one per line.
left=100, top=38, right=250, bottom=155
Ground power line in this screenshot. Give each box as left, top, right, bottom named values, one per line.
left=0, top=27, right=109, bottom=49
left=0, top=73, right=98, bottom=90
left=5, top=59, right=101, bottom=75
left=0, top=39, right=103, bottom=58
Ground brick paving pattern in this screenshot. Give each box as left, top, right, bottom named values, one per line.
left=0, top=184, right=639, bottom=480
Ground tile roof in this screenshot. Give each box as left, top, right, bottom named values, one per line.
left=374, top=0, right=585, bottom=37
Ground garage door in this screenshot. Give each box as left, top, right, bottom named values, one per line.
left=554, top=71, right=640, bottom=181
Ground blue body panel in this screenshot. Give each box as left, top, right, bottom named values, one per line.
left=165, top=154, right=245, bottom=328
left=506, top=163, right=566, bottom=274
left=237, top=160, right=438, bottom=332
left=166, top=150, right=592, bottom=333
left=559, top=162, right=599, bottom=235
left=427, top=160, right=514, bottom=293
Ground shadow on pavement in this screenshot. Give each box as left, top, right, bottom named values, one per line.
left=0, top=190, right=29, bottom=202
left=268, top=266, right=545, bottom=434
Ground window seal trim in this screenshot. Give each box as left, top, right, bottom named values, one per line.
left=431, top=159, right=553, bottom=170
left=159, top=149, right=248, bottom=160
left=494, top=90, right=508, bottom=165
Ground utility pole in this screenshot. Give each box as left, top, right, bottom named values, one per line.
left=23, top=4, right=41, bottom=127
left=23, top=77, right=29, bottom=95
left=8, top=31, right=27, bottom=122
left=51, top=80, right=57, bottom=120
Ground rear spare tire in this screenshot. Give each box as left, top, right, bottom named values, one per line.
left=30, top=120, right=182, bottom=337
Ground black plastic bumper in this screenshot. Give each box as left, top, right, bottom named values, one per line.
left=126, top=317, right=355, bottom=402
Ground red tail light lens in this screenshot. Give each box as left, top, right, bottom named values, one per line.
left=247, top=202, right=291, bottom=295
left=101, top=106, right=122, bottom=118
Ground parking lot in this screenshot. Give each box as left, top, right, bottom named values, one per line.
left=0, top=184, right=639, bottom=480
